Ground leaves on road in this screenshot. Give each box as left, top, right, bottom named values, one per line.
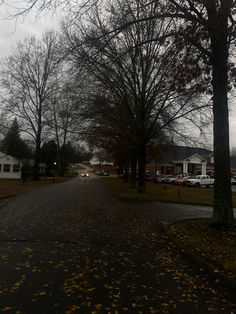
left=0, top=179, right=234, bottom=312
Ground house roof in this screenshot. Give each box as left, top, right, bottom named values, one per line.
left=89, top=156, right=113, bottom=165
left=172, top=153, right=208, bottom=164
left=0, top=152, right=20, bottom=163
left=147, top=146, right=236, bottom=169
left=148, top=145, right=213, bottom=164
left=184, top=153, right=208, bottom=162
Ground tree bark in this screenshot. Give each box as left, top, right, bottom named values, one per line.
left=138, top=143, right=146, bottom=193
left=59, top=148, right=65, bottom=177
left=123, top=153, right=129, bottom=183
left=117, top=156, right=124, bottom=176
left=210, top=17, right=234, bottom=228
left=59, top=157, right=65, bottom=176
left=130, top=148, right=137, bottom=189
left=33, top=138, right=41, bottom=180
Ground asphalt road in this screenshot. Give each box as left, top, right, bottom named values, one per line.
left=143, top=200, right=236, bottom=223
left=0, top=174, right=235, bottom=313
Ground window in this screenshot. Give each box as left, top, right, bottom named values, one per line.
left=3, top=164, right=10, bottom=172
left=13, top=165, right=20, bottom=172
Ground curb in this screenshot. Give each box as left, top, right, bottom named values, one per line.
left=161, top=222, right=236, bottom=292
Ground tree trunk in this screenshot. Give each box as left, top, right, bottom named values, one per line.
left=211, top=24, right=234, bottom=228
left=138, top=143, right=146, bottom=193
left=59, top=150, right=65, bottom=177
left=130, top=148, right=137, bottom=189
left=117, top=156, right=124, bottom=176
left=59, top=159, right=65, bottom=176
left=123, top=153, right=129, bottom=183
left=33, top=139, right=41, bottom=180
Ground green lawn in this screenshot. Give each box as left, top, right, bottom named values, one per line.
left=104, top=177, right=236, bottom=206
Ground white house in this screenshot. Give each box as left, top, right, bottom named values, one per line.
left=172, top=154, right=208, bottom=175
left=146, top=145, right=213, bottom=175
left=0, top=152, right=21, bottom=179
left=89, top=156, right=113, bottom=166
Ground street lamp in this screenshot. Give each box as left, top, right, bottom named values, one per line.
left=53, top=162, right=57, bottom=183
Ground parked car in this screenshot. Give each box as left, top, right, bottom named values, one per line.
left=95, top=170, right=104, bottom=176
left=156, top=175, right=170, bottom=183
left=167, top=173, right=190, bottom=184
left=231, top=176, right=236, bottom=185
left=164, top=175, right=178, bottom=184
left=174, top=174, right=192, bottom=185
left=102, top=171, right=110, bottom=176
left=95, top=170, right=110, bottom=176
left=145, top=171, right=152, bottom=176
left=145, top=171, right=153, bottom=179
left=146, top=173, right=158, bottom=182
left=185, top=175, right=214, bottom=188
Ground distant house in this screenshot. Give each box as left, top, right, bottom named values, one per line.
left=89, top=156, right=114, bottom=166
left=146, top=145, right=213, bottom=175
left=23, top=159, right=47, bottom=176
left=0, top=152, right=21, bottom=179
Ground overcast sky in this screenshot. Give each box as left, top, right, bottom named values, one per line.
left=0, top=7, right=235, bottom=149
left=0, top=10, right=59, bottom=57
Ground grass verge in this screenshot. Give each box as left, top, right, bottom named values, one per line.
left=168, top=219, right=236, bottom=280
left=104, top=177, right=236, bottom=206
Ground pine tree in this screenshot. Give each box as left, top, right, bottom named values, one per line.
left=1, top=118, right=30, bottom=160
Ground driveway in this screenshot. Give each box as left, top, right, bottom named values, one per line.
left=0, top=174, right=235, bottom=313
left=141, top=201, right=236, bottom=223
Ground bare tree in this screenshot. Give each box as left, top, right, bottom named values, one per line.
left=79, top=0, right=236, bottom=226
left=63, top=0, right=211, bottom=192
left=47, top=80, right=82, bottom=175
left=4, top=0, right=235, bottom=226
left=85, top=0, right=235, bottom=226
left=1, top=31, right=60, bottom=179
left=157, top=0, right=236, bottom=228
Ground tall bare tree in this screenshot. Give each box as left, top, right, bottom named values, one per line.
left=80, top=0, right=236, bottom=226
left=63, top=0, right=211, bottom=192
left=4, top=0, right=235, bottom=226
left=1, top=31, right=60, bottom=179
left=47, top=80, right=82, bottom=175
left=157, top=0, right=236, bottom=228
